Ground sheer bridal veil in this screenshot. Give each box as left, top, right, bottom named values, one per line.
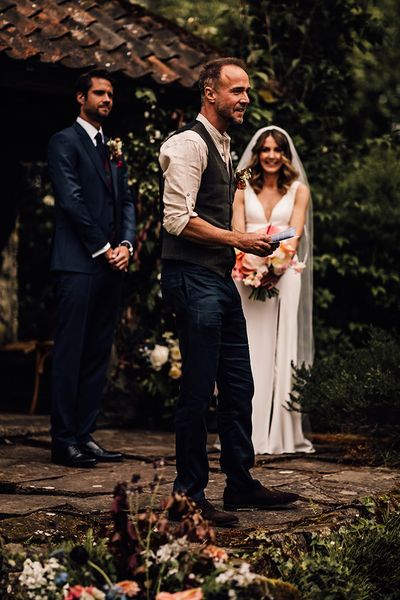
left=237, top=126, right=314, bottom=367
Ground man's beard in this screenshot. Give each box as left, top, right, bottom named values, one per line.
left=87, top=106, right=109, bottom=123
left=216, top=104, right=246, bottom=125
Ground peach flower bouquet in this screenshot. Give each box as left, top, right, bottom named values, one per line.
left=232, top=226, right=306, bottom=301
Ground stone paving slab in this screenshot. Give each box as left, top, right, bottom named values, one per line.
left=0, top=444, right=177, bottom=495
left=0, top=416, right=399, bottom=548
left=0, top=414, right=50, bottom=438
left=254, top=456, right=353, bottom=473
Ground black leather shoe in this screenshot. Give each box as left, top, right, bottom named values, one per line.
left=51, top=445, right=97, bottom=468
left=169, top=498, right=238, bottom=527
left=79, top=439, right=123, bottom=462
left=223, top=484, right=299, bottom=511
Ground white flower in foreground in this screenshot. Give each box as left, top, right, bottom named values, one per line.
left=156, top=537, right=188, bottom=563
left=19, top=557, right=63, bottom=598
left=293, top=260, right=306, bottom=273
left=234, top=562, right=258, bottom=586
left=215, top=568, right=235, bottom=584
left=150, top=344, right=169, bottom=370
left=215, top=562, right=258, bottom=588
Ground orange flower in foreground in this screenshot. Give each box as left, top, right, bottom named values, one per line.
left=116, top=580, right=141, bottom=597
left=232, top=250, right=245, bottom=280
left=202, top=544, right=229, bottom=562
left=270, top=242, right=295, bottom=275
left=156, top=588, right=203, bottom=600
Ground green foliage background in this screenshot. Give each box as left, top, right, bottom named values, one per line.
left=112, top=0, right=400, bottom=427
left=15, top=0, right=400, bottom=428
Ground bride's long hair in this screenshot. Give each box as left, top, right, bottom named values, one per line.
left=247, top=129, right=299, bottom=194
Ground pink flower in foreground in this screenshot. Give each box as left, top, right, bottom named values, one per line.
left=156, top=588, right=203, bottom=600
left=232, top=250, right=245, bottom=281
left=242, top=252, right=269, bottom=276
left=64, top=586, right=105, bottom=600
left=292, top=259, right=306, bottom=273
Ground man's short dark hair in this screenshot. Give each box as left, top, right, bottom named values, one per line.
left=74, top=69, right=115, bottom=98
left=198, top=57, right=247, bottom=97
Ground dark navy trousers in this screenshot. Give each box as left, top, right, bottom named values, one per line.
left=51, top=266, right=122, bottom=447
left=161, top=260, right=257, bottom=501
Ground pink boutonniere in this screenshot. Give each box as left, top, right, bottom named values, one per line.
left=107, top=137, right=124, bottom=167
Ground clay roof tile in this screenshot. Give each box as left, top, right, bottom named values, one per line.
left=0, top=0, right=219, bottom=88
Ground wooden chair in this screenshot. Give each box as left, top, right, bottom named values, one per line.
left=0, top=340, right=54, bottom=414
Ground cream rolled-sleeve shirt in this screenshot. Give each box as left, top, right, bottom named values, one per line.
left=159, top=113, right=231, bottom=236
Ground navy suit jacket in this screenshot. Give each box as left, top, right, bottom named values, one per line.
left=48, top=121, right=136, bottom=273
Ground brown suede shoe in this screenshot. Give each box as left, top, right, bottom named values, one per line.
left=223, top=484, right=299, bottom=511
left=169, top=498, right=238, bottom=527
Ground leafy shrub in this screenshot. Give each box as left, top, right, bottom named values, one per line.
left=313, top=142, right=400, bottom=350
left=291, top=327, right=400, bottom=440
left=247, top=496, right=400, bottom=600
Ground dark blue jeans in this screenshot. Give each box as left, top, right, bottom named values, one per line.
left=161, top=260, right=257, bottom=501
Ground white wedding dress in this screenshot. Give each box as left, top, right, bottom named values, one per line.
left=236, top=181, right=314, bottom=454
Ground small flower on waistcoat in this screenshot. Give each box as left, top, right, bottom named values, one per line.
left=234, top=167, right=252, bottom=190
left=107, top=137, right=123, bottom=166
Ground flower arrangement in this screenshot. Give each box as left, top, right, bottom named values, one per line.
left=107, top=137, right=124, bottom=167
left=144, top=332, right=182, bottom=380
left=232, top=227, right=306, bottom=302
left=3, top=464, right=289, bottom=600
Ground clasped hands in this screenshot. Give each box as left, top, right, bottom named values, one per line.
left=104, top=246, right=130, bottom=272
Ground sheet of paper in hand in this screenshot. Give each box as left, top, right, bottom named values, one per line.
left=269, top=226, right=297, bottom=243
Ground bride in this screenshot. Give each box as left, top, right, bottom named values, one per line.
left=233, top=126, right=314, bottom=454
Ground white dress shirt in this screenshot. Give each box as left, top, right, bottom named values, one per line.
left=159, top=113, right=231, bottom=236
left=76, top=116, right=105, bottom=145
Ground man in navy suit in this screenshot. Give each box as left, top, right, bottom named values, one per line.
left=48, top=69, right=135, bottom=467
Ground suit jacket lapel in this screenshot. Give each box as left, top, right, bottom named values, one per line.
left=73, top=122, right=110, bottom=190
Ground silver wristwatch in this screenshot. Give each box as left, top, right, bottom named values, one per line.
left=119, top=240, right=133, bottom=257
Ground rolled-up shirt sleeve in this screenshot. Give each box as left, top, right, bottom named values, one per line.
left=159, top=131, right=208, bottom=236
